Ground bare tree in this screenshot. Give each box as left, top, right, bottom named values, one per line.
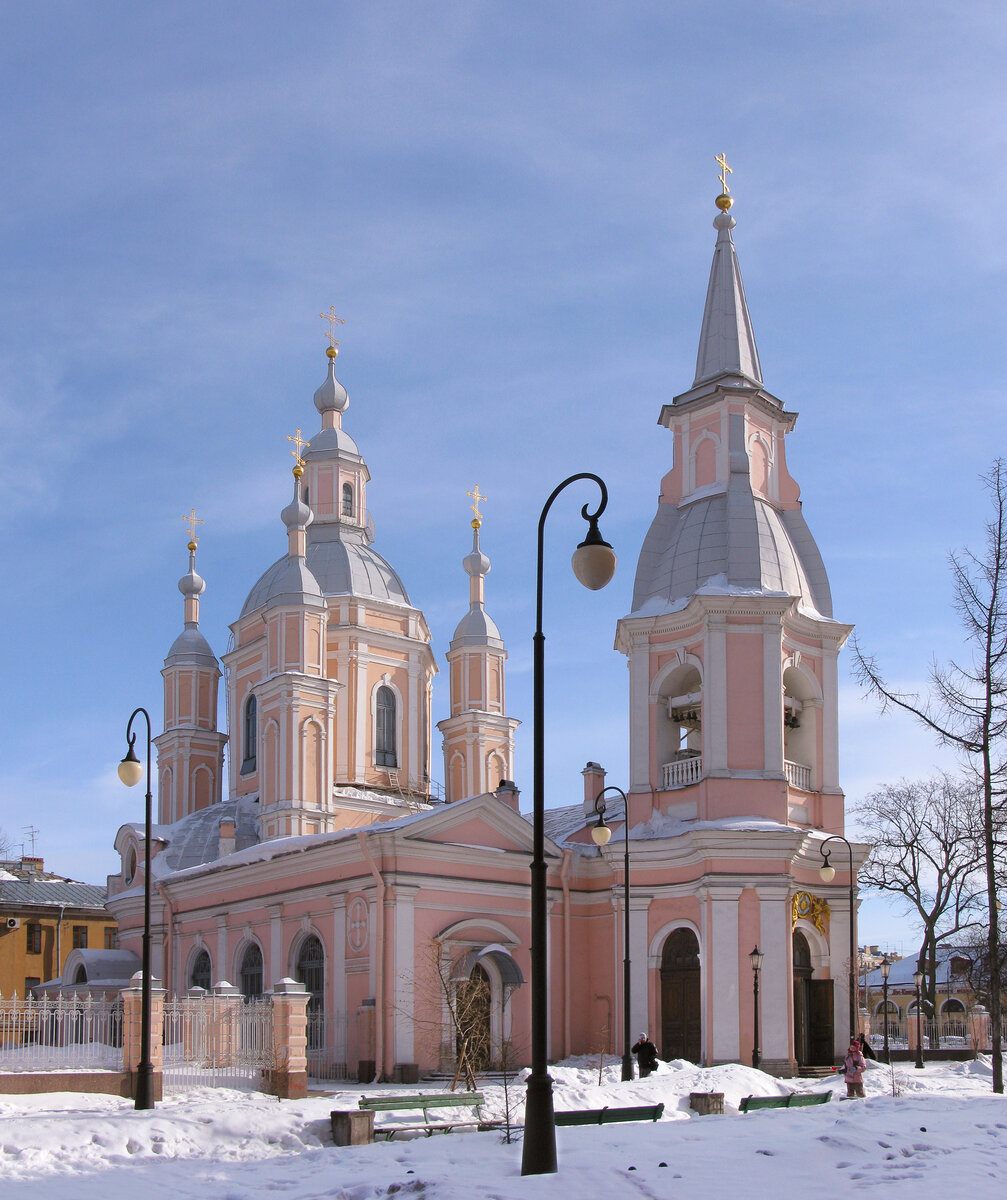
left=854, top=459, right=1007, bottom=1091
left=854, top=774, right=985, bottom=1026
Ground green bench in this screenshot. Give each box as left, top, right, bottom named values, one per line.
left=739, top=1091, right=831, bottom=1113
left=357, top=1092, right=497, bottom=1139
left=555, top=1103, right=665, bottom=1127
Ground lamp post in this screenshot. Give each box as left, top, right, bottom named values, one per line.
left=591, top=786, right=633, bottom=1083
left=522, top=474, right=616, bottom=1178
left=118, top=706, right=156, bottom=1110
left=913, top=966, right=925, bottom=1070
left=880, top=955, right=891, bottom=1064
left=818, top=834, right=857, bottom=1042
left=750, top=946, right=764, bottom=1069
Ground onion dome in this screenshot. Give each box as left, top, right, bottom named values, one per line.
left=451, top=518, right=503, bottom=648
left=313, top=346, right=349, bottom=416
left=165, top=538, right=218, bottom=668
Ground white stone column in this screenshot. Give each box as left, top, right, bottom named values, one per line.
left=330, top=894, right=347, bottom=1019
left=756, top=885, right=794, bottom=1067
left=821, top=646, right=840, bottom=792
left=763, top=619, right=784, bottom=775
left=627, top=893, right=651, bottom=1044
left=707, top=887, right=741, bottom=1062
left=628, top=640, right=651, bottom=791
left=391, top=885, right=418, bottom=1067
left=269, top=904, right=283, bottom=984
left=216, top=915, right=228, bottom=984
left=706, top=615, right=728, bottom=774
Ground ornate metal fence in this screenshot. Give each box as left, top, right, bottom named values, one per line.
left=162, top=993, right=273, bottom=1092
left=0, top=994, right=123, bottom=1071
left=306, top=1011, right=350, bottom=1080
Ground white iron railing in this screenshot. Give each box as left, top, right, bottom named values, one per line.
left=306, top=1012, right=351, bottom=1080
left=0, top=993, right=123, bottom=1072
left=784, top=759, right=812, bottom=791
left=162, top=993, right=273, bottom=1093
left=661, top=755, right=703, bottom=790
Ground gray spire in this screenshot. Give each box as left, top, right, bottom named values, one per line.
left=693, top=209, right=762, bottom=388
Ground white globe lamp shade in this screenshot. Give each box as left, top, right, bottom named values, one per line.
left=118, top=752, right=143, bottom=787
left=819, top=863, right=836, bottom=883
left=591, top=821, right=612, bottom=847
left=572, top=538, right=616, bottom=591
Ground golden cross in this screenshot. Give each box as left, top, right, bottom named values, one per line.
left=319, top=306, right=345, bottom=349
left=287, top=427, right=311, bottom=469
left=182, top=507, right=204, bottom=546
left=467, top=484, right=487, bottom=527
left=715, top=152, right=732, bottom=195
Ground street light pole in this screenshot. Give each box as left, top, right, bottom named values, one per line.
left=880, top=955, right=891, bottom=1064
left=522, top=474, right=616, bottom=1178
left=118, top=706, right=155, bottom=1110
left=591, top=786, right=633, bottom=1082
left=750, top=946, right=764, bottom=1069
left=913, top=966, right=925, bottom=1070
left=818, top=834, right=857, bottom=1042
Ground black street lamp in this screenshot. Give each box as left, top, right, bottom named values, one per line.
left=591, top=786, right=633, bottom=1083
left=818, top=835, right=857, bottom=1042
left=880, top=955, right=891, bottom=1064
left=913, top=966, right=925, bottom=1070
left=522, top=474, right=616, bottom=1178
left=118, top=706, right=156, bottom=1110
left=750, top=946, right=764, bottom=1069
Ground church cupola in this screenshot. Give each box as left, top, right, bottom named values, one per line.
left=438, top=488, right=519, bottom=802
left=616, top=166, right=852, bottom=832
left=154, top=513, right=226, bottom=823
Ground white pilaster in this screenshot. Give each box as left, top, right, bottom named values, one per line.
left=821, top=646, right=840, bottom=791
left=330, top=894, right=347, bottom=1019
left=763, top=620, right=783, bottom=774
left=707, top=887, right=741, bottom=1061
left=628, top=640, right=650, bottom=791
left=216, top=915, right=227, bottom=985
left=392, top=885, right=418, bottom=1065
left=269, top=904, right=283, bottom=985
left=627, top=893, right=651, bottom=1042
left=757, top=885, right=793, bottom=1064
left=706, top=615, right=728, bottom=772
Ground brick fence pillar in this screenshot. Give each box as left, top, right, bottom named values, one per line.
left=120, top=971, right=165, bottom=1101
left=970, top=1005, right=991, bottom=1053
left=269, top=978, right=309, bottom=1099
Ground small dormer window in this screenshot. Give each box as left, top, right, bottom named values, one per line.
left=342, top=482, right=354, bottom=517
left=241, top=695, right=257, bottom=774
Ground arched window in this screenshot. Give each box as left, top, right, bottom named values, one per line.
left=190, top=949, right=211, bottom=991
left=342, top=482, right=354, bottom=517
left=239, top=943, right=263, bottom=998
left=242, top=695, right=257, bottom=774
left=295, top=935, right=325, bottom=1050
left=375, top=686, right=397, bottom=767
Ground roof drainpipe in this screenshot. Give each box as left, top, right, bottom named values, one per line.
left=356, top=832, right=386, bottom=1082
left=560, top=849, right=572, bottom=1060
left=56, top=905, right=66, bottom=983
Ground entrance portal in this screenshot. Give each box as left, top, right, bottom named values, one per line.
left=660, top=928, right=701, bottom=1063
left=793, top=929, right=834, bottom=1066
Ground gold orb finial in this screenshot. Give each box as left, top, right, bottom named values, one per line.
left=187, top=539, right=197, bottom=552
left=326, top=345, right=338, bottom=359
left=292, top=463, right=304, bottom=479
left=714, top=152, right=733, bottom=210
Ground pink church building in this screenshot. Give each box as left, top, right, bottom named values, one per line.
left=103, top=189, right=865, bottom=1079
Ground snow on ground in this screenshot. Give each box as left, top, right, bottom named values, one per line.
left=2, top=1056, right=1006, bottom=1198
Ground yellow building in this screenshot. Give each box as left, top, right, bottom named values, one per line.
left=0, top=857, right=114, bottom=997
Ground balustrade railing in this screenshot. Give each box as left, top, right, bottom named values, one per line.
left=661, top=755, right=703, bottom=790
left=784, top=759, right=811, bottom=791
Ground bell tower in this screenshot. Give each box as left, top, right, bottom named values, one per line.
left=154, top=514, right=226, bottom=823
left=615, top=180, right=852, bottom=832
left=438, top=489, right=519, bottom=801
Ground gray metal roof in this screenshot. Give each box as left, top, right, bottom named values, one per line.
left=0, top=879, right=107, bottom=910
left=694, top=209, right=762, bottom=388
left=158, top=795, right=261, bottom=873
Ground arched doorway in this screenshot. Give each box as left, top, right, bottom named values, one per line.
left=295, top=935, right=325, bottom=1050
left=455, top=962, right=492, bottom=1072
left=660, top=928, right=701, bottom=1062
left=793, top=929, right=833, bottom=1066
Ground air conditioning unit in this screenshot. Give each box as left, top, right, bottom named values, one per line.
left=5, top=917, right=20, bottom=930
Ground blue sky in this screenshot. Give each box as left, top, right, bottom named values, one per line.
left=1, top=2, right=1003, bottom=954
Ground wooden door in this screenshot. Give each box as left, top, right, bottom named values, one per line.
left=807, top=979, right=835, bottom=1066
left=660, top=929, right=701, bottom=1063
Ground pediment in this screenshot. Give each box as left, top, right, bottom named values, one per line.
left=397, top=793, right=555, bottom=856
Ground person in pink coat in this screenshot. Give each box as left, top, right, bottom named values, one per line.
left=843, top=1037, right=867, bottom=1098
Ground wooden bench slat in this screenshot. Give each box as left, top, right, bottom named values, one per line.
left=555, top=1103, right=664, bottom=1126
left=739, top=1091, right=832, bottom=1112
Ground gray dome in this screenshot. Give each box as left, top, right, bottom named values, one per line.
left=303, top=425, right=361, bottom=459
left=241, top=556, right=325, bottom=615
left=242, top=526, right=409, bottom=616
left=313, top=355, right=349, bottom=415
left=165, top=625, right=218, bottom=668
left=451, top=606, right=502, bottom=647
left=632, top=491, right=833, bottom=618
